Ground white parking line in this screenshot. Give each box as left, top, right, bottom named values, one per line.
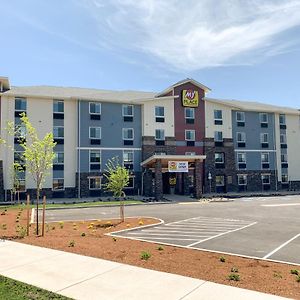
left=261, top=203, right=300, bottom=207
left=263, top=233, right=300, bottom=259
left=128, top=232, right=212, bottom=237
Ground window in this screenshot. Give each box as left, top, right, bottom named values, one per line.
left=185, top=130, right=195, bottom=141
left=122, top=105, right=133, bottom=117
left=15, top=125, right=26, bottom=141
left=122, top=128, right=134, bottom=140
left=214, top=110, right=223, bottom=125
left=53, top=179, right=64, bottom=191
left=281, top=174, right=289, bottom=183
left=214, top=131, right=223, bottom=142
left=238, top=175, right=247, bottom=186
left=53, top=152, right=64, bottom=164
left=236, top=111, right=245, bottom=123
left=260, top=113, right=268, bottom=125
left=89, top=177, right=101, bottom=190
left=53, top=100, right=64, bottom=113
left=17, top=179, right=26, bottom=192
left=261, top=174, right=270, bottom=185
left=155, top=129, right=165, bottom=140
left=89, top=127, right=101, bottom=139
left=279, top=114, right=286, bottom=125
left=126, top=176, right=135, bottom=188
left=280, top=134, right=287, bottom=144
left=123, top=128, right=134, bottom=145
left=14, top=151, right=25, bottom=164
left=281, top=154, right=288, bottom=163
left=261, top=152, right=269, bottom=163
left=215, top=175, right=225, bottom=186
left=215, top=153, right=224, bottom=163
left=89, top=150, right=101, bottom=171
left=155, top=129, right=165, bottom=145
left=155, top=106, right=165, bottom=122
left=53, top=126, right=64, bottom=139
left=89, top=102, right=101, bottom=114
left=237, top=152, right=246, bottom=163
left=122, top=105, right=134, bottom=121
left=260, top=133, right=269, bottom=148
left=260, top=133, right=268, bottom=143
left=185, top=152, right=196, bottom=155
left=15, top=98, right=27, bottom=111
left=236, top=132, right=246, bottom=147
left=123, top=150, right=134, bottom=169
left=185, top=108, right=195, bottom=124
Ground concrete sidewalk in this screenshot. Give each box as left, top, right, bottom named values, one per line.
left=0, top=240, right=289, bottom=300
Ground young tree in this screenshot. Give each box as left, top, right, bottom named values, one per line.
left=9, top=162, right=24, bottom=204
left=104, top=157, right=129, bottom=222
left=12, top=113, right=56, bottom=235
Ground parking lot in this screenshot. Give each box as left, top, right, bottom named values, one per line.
left=43, top=194, right=300, bottom=265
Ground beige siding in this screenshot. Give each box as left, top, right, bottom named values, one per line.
left=205, top=101, right=232, bottom=139
left=142, top=99, right=174, bottom=137
left=286, top=114, right=300, bottom=181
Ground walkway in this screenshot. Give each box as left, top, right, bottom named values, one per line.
left=0, top=240, right=288, bottom=300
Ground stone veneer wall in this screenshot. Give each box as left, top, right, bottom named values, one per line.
left=142, top=136, right=176, bottom=160
left=204, top=138, right=237, bottom=193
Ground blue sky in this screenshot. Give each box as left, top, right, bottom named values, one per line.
left=1, top=0, right=300, bottom=107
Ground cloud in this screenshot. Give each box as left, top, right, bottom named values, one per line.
left=82, top=0, right=300, bottom=71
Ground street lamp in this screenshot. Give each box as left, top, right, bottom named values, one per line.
left=208, top=172, right=212, bottom=194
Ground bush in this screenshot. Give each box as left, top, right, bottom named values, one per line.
left=18, top=226, right=27, bottom=238
left=296, top=275, right=300, bottom=283
left=59, top=221, right=64, bottom=229
left=157, top=246, right=164, bottom=251
left=112, top=237, right=117, bottom=242
left=68, top=240, right=75, bottom=247
left=228, top=273, right=240, bottom=281
left=219, top=256, right=226, bottom=263
left=231, top=267, right=239, bottom=273
left=291, top=269, right=299, bottom=275
left=81, top=232, right=86, bottom=237
left=140, top=251, right=151, bottom=260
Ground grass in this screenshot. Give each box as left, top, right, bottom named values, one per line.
left=0, top=275, right=72, bottom=300
left=0, top=200, right=143, bottom=210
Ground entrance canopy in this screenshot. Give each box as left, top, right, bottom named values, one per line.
left=141, top=154, right=206, bottom=171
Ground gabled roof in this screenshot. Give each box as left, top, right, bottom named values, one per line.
left=205, top=97, right=300, bottom=115
left=156, top=78, right=211, bottom=97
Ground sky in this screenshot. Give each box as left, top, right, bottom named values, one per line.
left=1, top=0, right=300, bottom=108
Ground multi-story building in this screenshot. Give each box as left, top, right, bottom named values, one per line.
left=0, top=76, right=299, bottom=201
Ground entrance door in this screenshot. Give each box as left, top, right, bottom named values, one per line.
left=162, top=173, right=170, bottom=194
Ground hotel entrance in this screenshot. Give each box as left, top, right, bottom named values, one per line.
left=141, top=155, right=206, bottom=200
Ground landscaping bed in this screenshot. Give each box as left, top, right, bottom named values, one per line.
left=1, top=207, right=300, bottom=299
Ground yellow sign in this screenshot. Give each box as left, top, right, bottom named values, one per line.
left=169, top=177, right=176, bottom=185
left=182, top=90, right=199, bottom=107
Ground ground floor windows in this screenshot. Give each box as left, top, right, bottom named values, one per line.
left=123, top=150, right=134, bottom=169
left=126, top=176, right=135, bottom=189
left=89, top=177, right=101, bottom=190
left=281, top=174, right=289, bottom=184
left=237, top=175, right=247, bottom=186
left=53, top=178, right=64, bottom=191
left=261, top=174, right=270, bottom=185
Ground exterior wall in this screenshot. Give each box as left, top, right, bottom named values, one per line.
left=142, top=137, right=176, bottom=161
left=205, top=101, right=232, bottom=138
left=274, top=113, right=282, bottom=182
left=286, top=114, right=300, bottom=182
left=174, top=82, right=205, bottom=155
left=142, top=98, right=174, bottom=137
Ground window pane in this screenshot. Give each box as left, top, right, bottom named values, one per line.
left=216, top=175, right=225, bottom=186
left=54, top=127, right=64, bottom=138
left=89, top=177, right=101, bottom=189
left=54, top=152, right=64, bottom=164
left=123, top=128, right=133, bottom=139
left=185, top=108, right=194, bottom=119
left=53, top=101, right=64, bottom=113
left=155, top=106, right=164, bottom=117
left=236, top=112, right=245, bottom=121
left=123, top=105, right=133, bottom=116
left=15, top=98, right=27, bottom=111
left=185, top=130, right=195, bottom=141
left=279, top=114, right=286, bottom=125
left=53, top=179, right=64, bottom=190
left=90, top=127, right=101, bottom=139
left=90, top=151, right=101, bottom=163
left=215, top=153, right=224, bottom=163
left=214, top=110, right=222, bottom=120
left=260, top=113, right=268, bottom=123
left=214, top=131, right=223, bottom=141
left=123, top=151, right=133, bottom=162
left=90, top=103, right=101, bottom=114
left=155, top=129, right=165, bottom=140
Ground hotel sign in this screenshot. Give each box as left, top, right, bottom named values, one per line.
left=182, top=90, right=199, bottom=107
left=168, top=161, right=189, bottom=173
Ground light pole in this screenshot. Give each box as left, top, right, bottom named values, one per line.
left=208, top=172, right=212, bottom=194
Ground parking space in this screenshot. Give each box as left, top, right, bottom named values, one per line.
left=117, top=216, right=256, bottom=247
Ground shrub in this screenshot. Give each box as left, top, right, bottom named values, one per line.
left=112, top=237, right=117, bottom=242
left=140, top=251, right=151, bottom=260
left=1, top=224, right=7, bottom=230
left=291, top=269, right=299, bottom=275
left=228, top=273, right=240, bottom=281
left=157, top=246, right=164, bottom=251
left=273, top=272, right=282, bottom=279
left=231, top=267, right=239, bottom=273
left=296, top=275, right=300, bottom=283
left=139, top=220, right=144, bottom=226
left=18, top=226, right=27, bottom=238
left=68, top=240, right=75, bottom=247
left=51, top=225, right=56, bottom=230
left=59, top=221, right=64, bottom=229
left=1, top=211, right=6, bottom=215
left=219, top=256, right=226, bottom=263
left=81, top=232, right=86, bottom=237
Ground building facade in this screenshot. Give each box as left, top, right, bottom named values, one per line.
left=0, top=76, right=299, bottom=201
